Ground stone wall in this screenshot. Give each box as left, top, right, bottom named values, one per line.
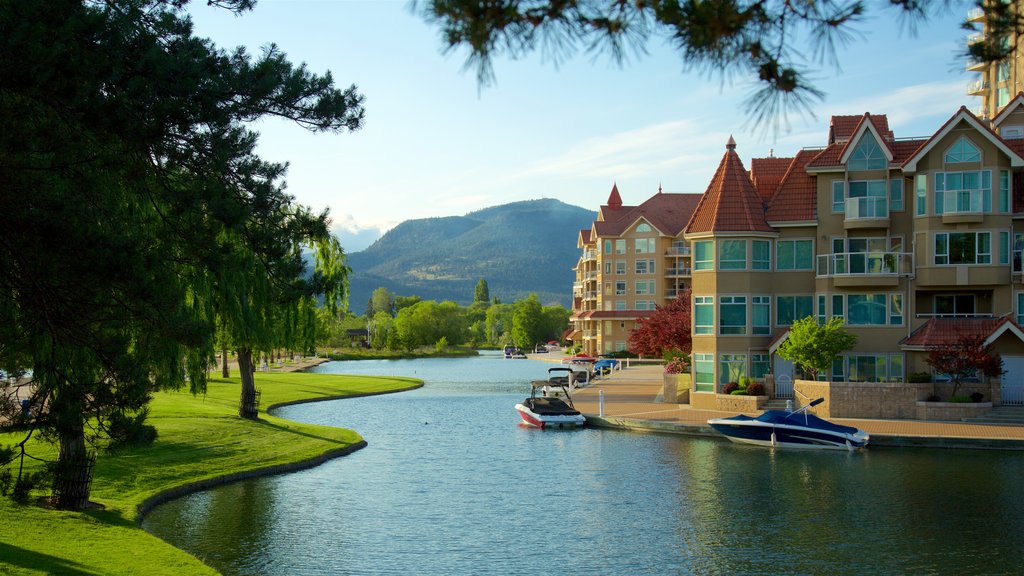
left=915, top=401, right=993, bottom=421
left=794, top=380, right=997, bottom=420
left=714, top=393, right=767, bottom=413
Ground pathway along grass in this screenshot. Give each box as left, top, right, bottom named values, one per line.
left=0, top=372, right=422, bottom=576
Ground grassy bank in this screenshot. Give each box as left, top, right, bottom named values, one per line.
left=0, top=372, right=422, bottom=576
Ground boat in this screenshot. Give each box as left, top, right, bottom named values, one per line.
left=515, top=368, right=586, bottom=428
left=504, top=346, right=527, bottom=359
left=707, top=398, right=869, bottom=451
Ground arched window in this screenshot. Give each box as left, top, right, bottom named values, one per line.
left=944, top=136, right=982, bottom=163
left=636, top=223, right=652, bottom=232
left=848, top=132, right=887, bottom=170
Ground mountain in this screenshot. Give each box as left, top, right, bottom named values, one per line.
left=345, top=199, right=596, bottom=313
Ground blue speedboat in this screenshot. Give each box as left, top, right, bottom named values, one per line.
left=708, top=398, right=869, bottom=451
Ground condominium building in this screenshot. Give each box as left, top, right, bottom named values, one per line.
left=570, top=100, right=1024, bottom=407
left=968, top=1, right=1024, bottom=120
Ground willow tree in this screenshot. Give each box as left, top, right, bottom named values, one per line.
left=0, top=0, right=362, bottom=508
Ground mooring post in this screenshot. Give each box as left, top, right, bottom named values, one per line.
left=599, top=389, right=605, bottom=417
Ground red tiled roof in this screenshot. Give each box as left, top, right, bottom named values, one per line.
left=593, top=192, right=702, bottom=237
left=889, top=138, right=928, bottom=164
left=807, top=143, right=843, bottom=168
left=607, top=183, right=623, bottom=210
left=900, top=317, right=1024, bottom=348
left=686, top=139, right=773, bottom=234
left=579, top=229, right=591, bottom=244
left=749, top=156, right=794, bottom=202
left=766, top=149, right=819, bottom=222
left=829, top=114, right=892, bottom=144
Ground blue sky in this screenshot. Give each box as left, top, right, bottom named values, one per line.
left=188, top=1, right=978, bottom=252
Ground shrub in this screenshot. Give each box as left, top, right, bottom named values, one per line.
left=730, top=389, right=746, bottom=395
left=664, top=356, right=691, bottom=374
left=746, top=383, right=765, bottom=396
left=738, top=376, right=751, bottom=389
left=970, top=392, right=985, bottom=403
left=907, top=371, right=932, bottom=384
left=723, top=382, right=739, bottom=395
left=948, top=395, right=972, bottom=403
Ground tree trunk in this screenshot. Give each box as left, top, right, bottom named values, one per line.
left=221, top=347, right=230, bottom=378
left=54, top=412, right=92, bottom=510
left=237, top=347, right=258, bottom=419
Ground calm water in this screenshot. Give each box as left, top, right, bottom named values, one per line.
left=143, top=352, right=1024, bottom=575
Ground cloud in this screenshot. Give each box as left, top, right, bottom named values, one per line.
left=330, top=214, right=397, bottom=253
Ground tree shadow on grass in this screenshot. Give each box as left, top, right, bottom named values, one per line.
left=0, top=542, right=96, bottom=576
left=255, top=418, right=352, bottom=445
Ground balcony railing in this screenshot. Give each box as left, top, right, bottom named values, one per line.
left=583, top=249, right=597, bottom=261
left=938, top=189, right=984, bottom=215
left=584, top=291, right=597, bottom=300
left=816, top=252, right=914, bottom=277
left=967, top=79, right=989, bottom=95
left=665, top=267, right=692, bottom=277
left=584, top=271, right=598, bottom=280
left=845, top=197, right=888, bottom=220
left=967, top=57, right=986, bottom=72
left=967, top=7, right=984, bottom=22
left=967, top=31, right=985, bottom=45
left=666, top=246, right=691, bottom=256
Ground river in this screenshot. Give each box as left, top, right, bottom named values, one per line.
left=142, top=352, right=1024, bottom=575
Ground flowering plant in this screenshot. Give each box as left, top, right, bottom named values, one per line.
left=664, top=356, right=690, bottom=374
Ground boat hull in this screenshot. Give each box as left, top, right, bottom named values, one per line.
left=515, top=403, right=585, bottom=429
left=708, top=414, right=869, bottom=451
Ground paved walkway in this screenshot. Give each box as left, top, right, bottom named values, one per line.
left=564, top=362, right=1024, bottom=449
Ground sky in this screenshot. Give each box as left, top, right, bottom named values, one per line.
left=187, top=1, right=980, bottom=252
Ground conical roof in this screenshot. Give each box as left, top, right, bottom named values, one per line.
left=686, top=138, right=773, bottom=234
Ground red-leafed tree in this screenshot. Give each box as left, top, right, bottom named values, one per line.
left=925, top=334, right=1004, bottom=398
left=628, top=290, right=692, bottom=357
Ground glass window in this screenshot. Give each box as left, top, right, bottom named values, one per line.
left=1001, top=171, right=1010, bottom=213
left=634, top=238, right=655, bottom=253
left=916, top=174, right=927, bottom=216
left=695, top=296, right=714, bottom=335
left=1001, top=231, right=1010, bottom=265
left=944, top=137, right=982, bottom=163
left=615, top=281, right=626, bottom=295
left=847, top=294, right=887, bottom=325
left=889, top=179, right=904, bottom=211
left=719, top=355, right=747, bottom=385
left=636, top=223, right=652, bottom=233
left=752, top=240, right=770, bottom=270
left=889, top=354, right=904, bottom=382
left=889, top=293, right=903, bottom=325
left=1017, top=293, right=1024, bottom=324
left=848, top=354, right=888, bottom=382
left=603, top=262, right=611, bottom=274
left=635, top=260, right=648, bottom=274
left=935, top=294, right=975, bottom=316
left=776, top=295, right=813, bottom=326
left=614, top=300, right=627, bottom=311
left=694, top=353, right=715, bottom=393
left=777, top=240, right=813, bottom=270
left=615, top=239, right=626, bottom=254
left=615, top=260, right=626, bottom=274
left=934, top=232, right=991, bottom=265
left=720, top=240, right=746, bottom=270
left=636, top=301, right=649, bottom=311
left=935, top=171, right=991, bottom=214
left=603, top=240, right=612, bottom=253
left=720, top=296, right=747, bottom=335
left=694, top=241, right=714, bottom=271
left=817, top=295, right=826, bottom=325
left=752, top=296, right=771, bottom=335
left=832, top=294, right=844, bottom=321
left=848, top=132, right=887, bottom=170
left=999, top=87, right=1010, bottom=109
left=832, top=180, right=845, bottom=213
left=751, top=354, right=770, bottom=380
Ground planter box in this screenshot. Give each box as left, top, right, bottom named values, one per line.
left=715, top=393, right=767, bottom=413
left=661, top=373, right=692, bottom=404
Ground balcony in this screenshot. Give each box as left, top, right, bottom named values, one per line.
left=582, top=249, right=597, bottom=262
left=967, top=31, right=985, bottom=45
left=817, top=252, right=913, bottom=287
left=939, top=189, right=985, bottom=223
left=584, top=271, right=598, bottom=281
left=665, top=267, right=692, bottom=278
left=844, top=197, right=889, bottom=229
left=967, top=79, right=989, bottom=95
left=665, top=246, right=691, bottom=256
left=967, top=7, right=984, bottom=23
left=584, top=291, right=597, bottom=301
left=967, top=57, right=987, bottom=72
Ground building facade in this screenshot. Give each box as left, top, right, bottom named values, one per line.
left=570, top=101, right=1024, bottom=406
left=968, top=1, right=1024, bottom=120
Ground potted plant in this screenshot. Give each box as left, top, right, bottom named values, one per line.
left=662, top=355, right=692, bottom=403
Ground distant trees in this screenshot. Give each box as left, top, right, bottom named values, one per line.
left=628, top=292, right=692, bottom=358
left=777, top=317, right=857, bottom=380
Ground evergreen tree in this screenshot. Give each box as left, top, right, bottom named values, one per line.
left=474, top=278, right=490, bottom=304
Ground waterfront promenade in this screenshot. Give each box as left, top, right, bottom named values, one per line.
left=561, top=361, right=1024, bottom=449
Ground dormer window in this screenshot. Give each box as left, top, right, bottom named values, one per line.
left=848, top=132, right=887, bottom=170
left=944, top=136, right=982, bottom=163
left=635, top=223, right=652, bottom=233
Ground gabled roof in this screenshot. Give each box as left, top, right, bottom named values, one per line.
left=991, top=92, right=1024, bottom=127
left=765, top=149, right=819, bottom=223
left=593, top=192, right=702, bottom=237
left=838, top=113, right=895, bottom=166
left=829, top=114, right=892, bottom=145
left=577, top=228, right=591, bottom=248
left=902, top=106, right=1024, bottom=171
left=899, top=317, right=1024, bottom=349
left=749, top=156, right=794, bottom=202
left=686, top=138, right=774, bottom=234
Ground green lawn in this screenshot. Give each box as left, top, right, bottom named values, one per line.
left=0, top=372, right=422, bottom=576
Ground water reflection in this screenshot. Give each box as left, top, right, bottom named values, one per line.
left=143, top=355, right=1024, bottom=575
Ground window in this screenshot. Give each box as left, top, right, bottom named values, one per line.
left=614, top=239, right=626, bottom=254
left=848, top=132, right=887, bottom=170
left=604, top=262, right=612, bottom=274
left=614, top=301, right=627, bottom=311
left=1001, top=231, right=1010, bottom=265
left=634, top=238, right=655, bottom=253
left=615, top=260, right=626, bottom=275
left=832, top=180, right=845, bottom=213
left=752, top=296, right=771, bottom=335
left=999, top=87, right=1010, bottom=109
left=719, top=355, right=747, bottom=385
left=636, top=301, right=649, bottom=311
left=752, top=240, right=770, bottom=270
left=751, top=354, right=770, bottom=380
left=916, top=174, right=927, bottom=216
left=635, top=260, right=648, bottom=274
left=636, top=223, right=652, bottom=233
left=890, top=294, right=903, bottom=325
left=694, top=353, right=715, bottom=392
left=847, top=180, right=888, bottom=219
left=694, top=241, right=714, bottom=271
left=832, top=294, right=844, bottom=321
left=635, top=280, right=655, bottom=295
left=944, top=137, right=982, bottom=163
left=817, top=295, right=826, bottom=325
left=847, top=294, right=887, bottom=325
left=935, top=294, right=975, bottom=316
left=776, top=295, right=813, bottom=326
left=1000, top=171, right=1010, bottom=213
left=848, top=354, right=889, bottom=382
left=777, top=239, right=813, bottom=270
left=1017, top=293, right=1024, bottom=324
left=695, top=296, right=714, bottom=335
left=889, top=179, right=904, bottom=211
left=615, top=281, right=626, bottom=295
left=720, top=296, right=747, bottom=335
left=720, top=240, right=746, bottom=270
left=999, top=61, right=1011, bottom=81
left=935, top=171, right=990, bottom=214
left=603, top=240, right=612, bottom=253
left=935, top=232, right=991, bottom=265
left=604, top=282, right=612, bottom=296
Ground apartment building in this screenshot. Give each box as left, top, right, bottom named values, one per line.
left=968, top=1, right=1024, bottom=120
left=570, top=101, right=1024, bottom=407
